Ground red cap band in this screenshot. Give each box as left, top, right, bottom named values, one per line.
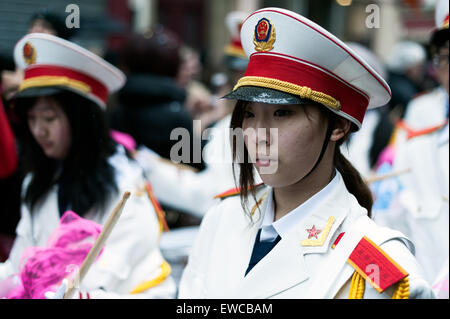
left=23, top=64, right=108, bottom=105
left=243, top=53, right=370, bottom=125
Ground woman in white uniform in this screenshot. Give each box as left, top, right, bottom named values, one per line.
left=0, top=33, right=175, bottom=298
left=178, top=8, right=434, bottom=299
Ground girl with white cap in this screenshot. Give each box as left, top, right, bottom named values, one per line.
left=178, top=8, right=434, bottom=299
left=0, top=33, right=175, bottom=298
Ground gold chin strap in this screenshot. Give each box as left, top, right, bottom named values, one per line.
left=348, top=271, right=410, bottom=299
left=234, top=76, right=341, bottom=111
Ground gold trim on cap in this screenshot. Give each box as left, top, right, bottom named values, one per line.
left=18, top=76, right=91, bottom=94
left=234, top=76, right=341, bottom=111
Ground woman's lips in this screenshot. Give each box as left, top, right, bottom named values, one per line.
left=38, top=141, right=53, bottom=149
left=255, top=157, right=275, bottom=167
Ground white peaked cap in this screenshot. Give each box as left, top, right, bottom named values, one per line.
left=14, top=33, right=126, bottom=109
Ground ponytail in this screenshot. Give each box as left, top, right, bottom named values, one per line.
left=334, top=148, right=373, bottom=217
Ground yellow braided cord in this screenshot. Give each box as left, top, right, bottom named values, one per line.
left=130, top=261, right=172, bottom=294
left=19, top=76, right=91, bottom=93
left=234, top=76, right=341, bottom=110
left=348, top=271, right=365, bottom=299
left=392, top=276, right=410, bottom=299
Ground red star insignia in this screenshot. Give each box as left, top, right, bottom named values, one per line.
left=306, top=225, right=321, bottom=239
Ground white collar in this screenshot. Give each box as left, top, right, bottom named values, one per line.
left=260, top=171, right=341, bottom=242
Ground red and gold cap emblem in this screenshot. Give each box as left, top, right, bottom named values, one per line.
left=23, top=42, right=36, bottom=65
left=253, top=18, right=275, bottom=52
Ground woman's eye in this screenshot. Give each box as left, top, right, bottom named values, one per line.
left=45, top=116, right=56, bottom=123
left=244, top=110, right=255, bottom=118
left=274, top=109, right=292, bottom=117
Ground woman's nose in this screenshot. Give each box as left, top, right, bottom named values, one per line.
left=255, top=128, right=270, bottom=147
left=31, top=120, right=47, bottom=138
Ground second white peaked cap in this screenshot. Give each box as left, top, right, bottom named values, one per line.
left=14, top=33, right=126, bottom=109
left=228, top=7, right=391, bottom=129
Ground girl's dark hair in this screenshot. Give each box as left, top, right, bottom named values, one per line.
left=230, top=100, right=373, bottom=217
left=14, top=90, right=118, bottom=217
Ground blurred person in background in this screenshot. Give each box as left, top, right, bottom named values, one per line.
left=386, top=41, right=426, bottom=121
left=342, top=42, right=389, bottom=177
left=108, top=26, right=204, bottom=171
left=372, top=0, right=448, bottom=298
left=402, top=20, right=448, bottom=129
left=0, top=8, right=77, bottom=265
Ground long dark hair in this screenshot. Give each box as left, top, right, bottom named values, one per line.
left=230, top=100, right=373, bottom=217
left=14, top=90, right=118, bottom=217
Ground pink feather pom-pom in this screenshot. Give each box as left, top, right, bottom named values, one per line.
left=5, top=211, right=103, bottom=299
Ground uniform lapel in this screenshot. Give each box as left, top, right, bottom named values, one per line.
left=298, top=185, right=349, bottom=256
left=237, top=227, right=309, bottom=298
left=206, top=188, right=269, bottom=297
left=237, top=173, right=351, bottom=298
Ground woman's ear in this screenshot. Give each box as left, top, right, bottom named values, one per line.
left=330, top=117, right=351, bottom=142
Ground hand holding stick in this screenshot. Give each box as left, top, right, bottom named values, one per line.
left=63, top=191, right=131, bottom=299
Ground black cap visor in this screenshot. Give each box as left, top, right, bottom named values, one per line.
left=12, top=86, right=67, bottom=101
left=222, top=86, right=314, bottom=105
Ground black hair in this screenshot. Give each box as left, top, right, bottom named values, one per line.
left=14, top=90, right=117, bottom=217
left=230, top=100, right=373, bottom=218
left=430, top=29, right=449, bottom=56
left=29, top=9, right=76, bottom=40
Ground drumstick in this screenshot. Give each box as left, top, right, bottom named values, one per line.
left=364, top=168, right=411, bottom=184
left=64, top=191, right=131, bottom=299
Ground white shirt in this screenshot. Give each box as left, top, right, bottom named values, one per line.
left=260, top=171, right=340, bottom=242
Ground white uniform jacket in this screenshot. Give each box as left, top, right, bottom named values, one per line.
left=0, top=146, right=176, bottom=298
left=135, top=115, right=261, bottom=218
left=134, top=115, right=236, bottom=218
left=178, top=173, right=434, bottom=299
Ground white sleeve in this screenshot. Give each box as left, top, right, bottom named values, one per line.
left=135, top=146, right=235, bottom=218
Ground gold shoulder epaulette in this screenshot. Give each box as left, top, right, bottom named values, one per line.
left=333, top=234, right=410, bottom=299
left=347, top=236, right=409, bottom=299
